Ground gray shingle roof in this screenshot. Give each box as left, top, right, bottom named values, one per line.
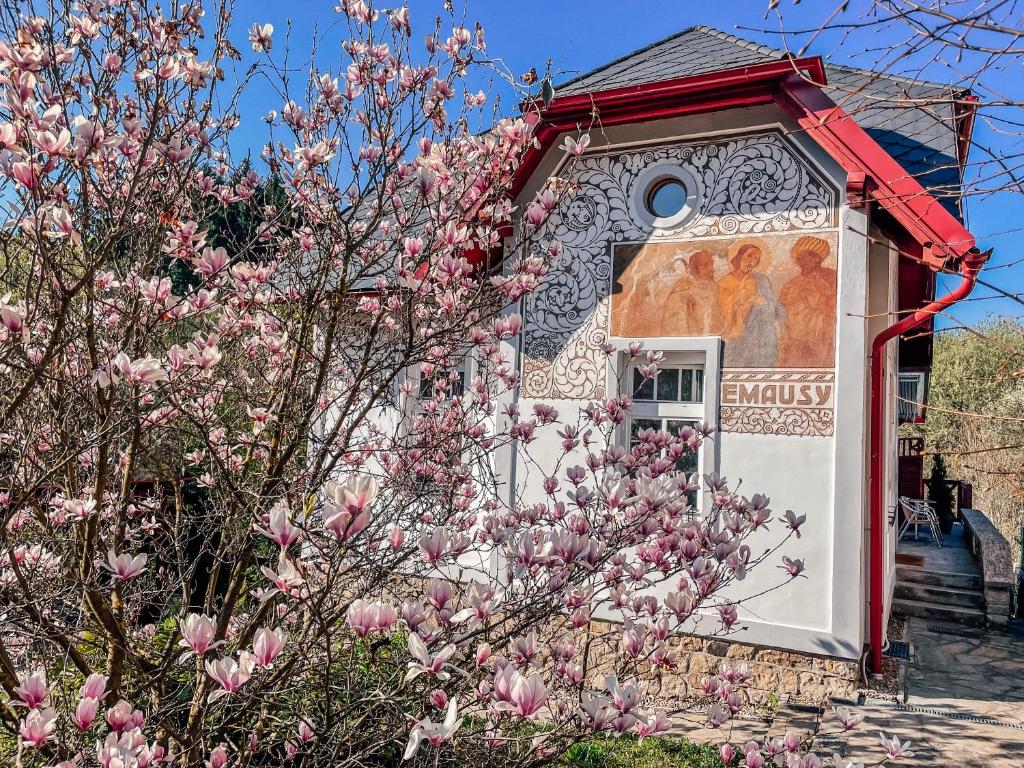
left=555, top=25, right=967, bottom=216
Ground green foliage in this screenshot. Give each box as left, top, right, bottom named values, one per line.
left=916, top=318, right=1024, bottom=560
left=927, top=454, right=956, bottom=530
left=560, top=736, right=723, bottom=768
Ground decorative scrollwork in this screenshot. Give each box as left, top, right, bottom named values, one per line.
left=521, top=131, right=838, bottom=400
left=719, top=406, right=834, bottom=437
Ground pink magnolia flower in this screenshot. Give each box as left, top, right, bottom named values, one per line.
left=323, top=476, right=377, bottom=542
left=605, top=676, right=641, bottom=715
left=19, top=706, right=57, bottom=747
left=205, top=653, right=255, bottom=701
left=205, top=743, right=228, bottom=768
left=14, top=670, right=48, bottom=708
left=248, top=23, right=273, bottom=52
left=508, top=671, right=547, bottom=718
left=404, top=632, right=457, bottom=683
left=418, top=529, right=448, bottom=563
left=345, top=599, right=398, bottom=638
left=105, top=700, right=144, bottom=732
left=260, top=552, right=304, bottom=596
left=251, top=627, right=286, bottom=668
left=561, top=134, right=591, bottom=157
left=784, top=510, right=806, bottom=537
left=103, top=549, right=147, bottom=580
left=179, top=613, right=219, bottom=656
left=403, top=697, right=463, bottom=760
left=72, top=697, right=99, bottom=731
left=80, top=673, right=108, bottom=700
left=297, top=720, right=315, bottom=744
left=878, top=733, right=915, bottom=759
left=834, top=705, right=864, bottom=730
left=256, top=501, right=302, bottom=548
left=782, top=556, right=805, bottom=577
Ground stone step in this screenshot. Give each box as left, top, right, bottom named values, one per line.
left=891, top=596, right=985, bottom=626
left=893, top=582, right=985, bottom=610
left=895, top=565, right=983, bottom=592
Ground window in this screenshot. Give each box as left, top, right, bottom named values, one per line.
left=645, top=178, right=688, bottom=219
left=897, top=371, right=926, bottom=423
left=631, top=366, right=703, bottom=404
left=629, top=417, right=700, bottom=509
left=418, top=363, right=468, bottom=401
left=626, top=363, right=705, bottom=512
left=631, top=163, right=699, bottom=230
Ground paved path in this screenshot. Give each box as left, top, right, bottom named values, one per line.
left=671, top=614, right=1024, bottom=765
left=810, top=617, right=1024, bottom=766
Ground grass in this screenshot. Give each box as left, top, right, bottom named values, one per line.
left=560, top=736, right=724, bottom=768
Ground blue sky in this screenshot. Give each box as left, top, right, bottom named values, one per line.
left=230, top=0, right=1023, bottom=328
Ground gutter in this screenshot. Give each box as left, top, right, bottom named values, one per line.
left=867, top=247, right=989, bottom=673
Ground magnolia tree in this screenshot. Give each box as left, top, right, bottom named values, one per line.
left=0, top=3, right=909, bottom=768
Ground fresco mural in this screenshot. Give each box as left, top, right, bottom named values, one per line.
left=610, top=232, right=838, bottom=368
left=520, top=132, right=838, bottom=402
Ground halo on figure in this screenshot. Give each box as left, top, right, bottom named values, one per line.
left=725, top=237, right=771, bottom=271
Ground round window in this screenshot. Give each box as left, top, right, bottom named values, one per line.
left=645, top=178, right=688, bottom=219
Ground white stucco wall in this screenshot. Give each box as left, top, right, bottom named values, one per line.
left=508, top=106, right=872, bottom=660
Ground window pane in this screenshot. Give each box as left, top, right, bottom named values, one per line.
left=666, top=419, right=699, bottom=510
left=657, top=368, right=680, bottom=401
left=629, top=418, right=662, bottom=446
left=667, top=418, right=699, bottom=472
left=694, top=368, right=704, bottom=403
left=647, top=179, right=687, bottom=218
left=632, top=368, right=655, bottom=401
left=680, top=369, right=693, bottom=402
left=419, top=375, right=433, bottom=399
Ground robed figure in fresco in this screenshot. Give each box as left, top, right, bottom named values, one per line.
left=717, top=239, right=783, bottom=367
left=776, top=235, right=837, bottom=367
left=660, top=248, right=721, bottom=336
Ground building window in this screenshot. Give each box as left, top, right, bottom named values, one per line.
left=897, top=371, right=926, bottom=423
left=631, top=365, right=704, bottom=404
left=645, top=178, right=688, bottom=219
left=632, top=163, right=700, bottom=230
left=418, top=362, right=468, bottom=401
left=626, top=363, right=705, bottom=513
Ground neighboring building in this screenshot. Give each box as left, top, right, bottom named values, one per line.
left=501, top=26, right=987, bottom=676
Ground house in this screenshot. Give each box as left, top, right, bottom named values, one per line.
left=501, top=25, right=988, bottom=679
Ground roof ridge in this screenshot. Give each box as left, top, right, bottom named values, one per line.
left=554, top=25, right=707, bottom=92
left=691, top=24, right=788, bottom=60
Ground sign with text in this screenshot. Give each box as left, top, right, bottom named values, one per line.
left=720, top=369, right=834, bottom=437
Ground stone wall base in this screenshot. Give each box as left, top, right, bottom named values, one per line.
left=588, top=624, right=861, bottom=709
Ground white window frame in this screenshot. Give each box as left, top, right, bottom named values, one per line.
left=606, top=337, right=722, bottom=512
left=401, top=354, right=475, bottom=417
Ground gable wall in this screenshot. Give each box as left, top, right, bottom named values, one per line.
left=509, top=105, right=870, bottom=659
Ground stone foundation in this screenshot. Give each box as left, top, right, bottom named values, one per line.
left=588, top=623, right=861, bottom=709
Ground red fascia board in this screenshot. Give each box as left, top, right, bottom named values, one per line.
left=955, top=94, right=979, bottom=172
left=539, top=58, right=826, bottom=120
left=511, top=58, right=825, bottom=200
left=777, top=78, right=976, bottom=266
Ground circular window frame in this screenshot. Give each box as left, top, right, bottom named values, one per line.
left=632, top=163, right=700, bottom=231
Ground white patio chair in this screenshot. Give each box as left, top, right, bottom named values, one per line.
left=898, top=496, right=943, bottom=548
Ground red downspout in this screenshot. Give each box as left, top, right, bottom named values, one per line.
left=868, top=248, right=988, bottom=673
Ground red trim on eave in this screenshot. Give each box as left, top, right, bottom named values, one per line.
left=955, top=95, right=979, bottom=172
left=777, top=78, right=976, bottom=266
left=511, top=58, right=826, bottom=200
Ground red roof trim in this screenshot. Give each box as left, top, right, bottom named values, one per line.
left=777, top=77, right=975, bottom=266
left=514, top=57, right=978, bottom=269
left=512, top=58, right=825, bottom=200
